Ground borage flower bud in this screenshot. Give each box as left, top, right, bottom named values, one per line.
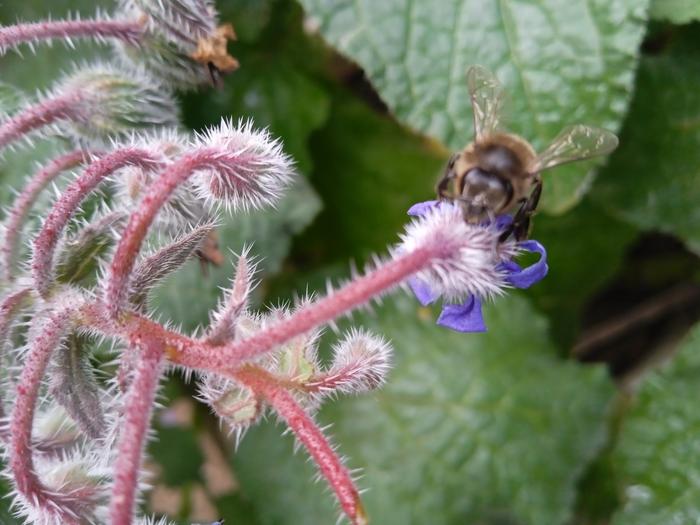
left=56, top=63, right=180, bottom=143
left=196, top=373, right=262, bottom=446
left=11, top=448, right=108, bottom=525
left=307, top=328, right=392, bottom=396
left=0, top=63, right=178, bottom=151
left=404, top=200, right=548, bottom=332
left=192, top=119, right=294, bottom=211
left=116, top=0, right=238, bottom=88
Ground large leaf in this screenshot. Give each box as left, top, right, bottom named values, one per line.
left=610, top=323, right=700, bottom=525
left=301, top=91, right=447, bottom=260
left=298, top=0, right=649, bottom=213
left=234, top=293, right=614, bottom=525
left=528, top=198, right=639, bottom=348
left=592, top=39, right=700, bottom=255
left=650, top=0, right=700, bottom=23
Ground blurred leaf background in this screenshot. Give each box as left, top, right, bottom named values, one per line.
left=2, top=0, right=700, bottom=524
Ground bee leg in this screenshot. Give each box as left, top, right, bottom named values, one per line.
left=436, top=153, right=460, bottom=200
left=499, top=179, right=542, bottom=242
left=208, top=61, right=224, bottom=89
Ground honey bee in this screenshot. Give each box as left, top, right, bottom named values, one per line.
left=437, top=65, right=619, bottom=242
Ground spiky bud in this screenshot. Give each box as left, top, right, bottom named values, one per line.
left=205, top=247, right=256, bottom=345
left=54, top=63, right=179, bottom=143
left=196, top=373, right=262, bottom=446
left=11, top=449, right=109, bottom=525
left=0, top=63, right=179, bottom=151
left=48, top=332, right=105, bottom=439
left=192, top=119, right=294, bottom=211
left=129, top=222, right=217, bottom=310
left=310, top=329, right=392, bottom=396
left=115, top=0, right=238, bottom=88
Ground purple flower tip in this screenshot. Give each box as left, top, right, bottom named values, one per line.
left=404, top=200, right=548, bottom=333
left=504, top=240, right=548, bottom=289
left=408, top=277, right=439, bottom=306
left=407, top=200, right=439, bottom=216
left=436, top=296, right=486, bottom=333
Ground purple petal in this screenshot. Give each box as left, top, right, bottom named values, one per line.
left=494, top=214, right=513, bottom=231
left=506, top=240, right=549, bottom=289
left=436, top=296, right=487, bottom=333
left=407, top=200, right=440, bottom=216
left=408, top=277, right=439, bottom=306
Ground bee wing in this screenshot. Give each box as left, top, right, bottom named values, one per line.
left=534, top=124, right=619, bottom=172
left=467, top=65, right=506, bottom=140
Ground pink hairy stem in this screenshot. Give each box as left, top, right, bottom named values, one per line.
left=8, top=303, right=86, bottom=524
left=0, top=18, right=144, bottom=55
left=106, top=148, right=227, bottom=320
left=84, top=244, right=440, bottom=372
left=0, top=90, right=85, bottom=150
left=109, top=338, right=164, bottom=525
left=178, top=245, right=439, bottom=370
left=31, top=147, right=160, bottom=297
left=0, top=287, right=32, bottom=441
left=2, top=149, right=90, bottom=281
left=236, top=366, right=367, bottom=525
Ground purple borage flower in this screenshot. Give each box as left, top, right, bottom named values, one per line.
left=406, top=200, right=548, bottom=333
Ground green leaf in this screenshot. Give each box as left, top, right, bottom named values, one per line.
left=298, top=0, right=649, bottom=213
left=528, top=198, right=639, bottom=348
left=610, top=324, right=700, bottom=525
left=650, top=0, right=700, bottom=23
left=301, top=92, right=447, bottom=260
left=149, top=426, right=204, bottom=487
left=592, top=42, right=700, bottom=255
left=0, top=81, right=24, bottom=114
left=151, top=178, right=321, bottom=331
left=234, top=294, right=614, bottom=525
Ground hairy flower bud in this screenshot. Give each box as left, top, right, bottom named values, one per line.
left=196, top=373, right=262, bottom=446
left=0, top=63, right=179, bottom=151
left=313, top=329, right=392, bottom=395
left=54, top=63, right=180, bottom=143
left=192, top=119, right=295, bottom=211
left=116, top=0, right=238, bottom=88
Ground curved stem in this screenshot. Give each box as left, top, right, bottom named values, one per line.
left=2, top=149, right=90, bottom=281
left=32, top=147, right=159, bottom=297
left=9, top=303, right=82, bottom=524
left=180, top=245, right=437, bottom=370
left=0, top=18, right=144, bottom=55
left=0, top=90, right=84, bottom=151
left=85, top=244, right=439, bottom=372
left=0, top=287, right=32, bottom=441
left=109, top=338, right=164, bottom=525
left=236, top=366, right=366, bottom=525
left=106, top=148, right=217, bottom=319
